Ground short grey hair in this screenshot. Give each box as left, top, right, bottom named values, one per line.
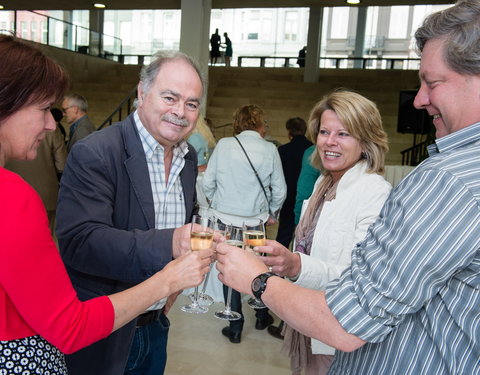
left=415, top=0, right=480, bottom=75
left=64, top=93, right=88, bottom=112
left=139, top=50, right=206, bottom=104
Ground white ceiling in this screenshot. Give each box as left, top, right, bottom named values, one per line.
left=1, top=0, right=454, bottom=11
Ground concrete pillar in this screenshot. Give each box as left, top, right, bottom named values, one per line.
left=180, top=0, right=211, bottom=112
left=353, top=7, right=367, bottom=69
left=304, top=7, right=323, bottom=83
left=89, top=9, right=104, bottom=57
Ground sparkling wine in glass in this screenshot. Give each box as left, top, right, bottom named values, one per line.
left=191, top=219, right=230, bottom=306
left=243, top=220, right=267, bottom=309
left=181, top=215, right=214, bottom=314
left=214, top=225, right=242, bottom=321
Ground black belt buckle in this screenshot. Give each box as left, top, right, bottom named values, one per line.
left=136, top=309, right=163, bottom=328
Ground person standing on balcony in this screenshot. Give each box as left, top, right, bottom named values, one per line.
left=56, top=51, right=205, bottom=375
left=223, top=32, right=233, bottom=67
left=297, top=46, right=307, bottom=68
left=210, top=28, right=221, bottom=65
left=61, top=93, right=96, bottom=152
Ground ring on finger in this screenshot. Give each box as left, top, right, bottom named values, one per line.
left=268, top=266, right=273, bottom=272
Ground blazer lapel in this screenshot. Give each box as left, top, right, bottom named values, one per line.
left=122, top=116, right=156, bottom=229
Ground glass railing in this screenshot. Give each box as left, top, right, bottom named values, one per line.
left=0, top=10, right=122, bottom=59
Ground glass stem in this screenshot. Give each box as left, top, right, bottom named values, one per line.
left=225, top=286, right=233, bottom=313
left=192, top=286, right=200, bottom=307
left=201, top=263, right=213, bottom=294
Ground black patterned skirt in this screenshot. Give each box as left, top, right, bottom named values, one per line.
left=0, top=335, right=68, bottom=374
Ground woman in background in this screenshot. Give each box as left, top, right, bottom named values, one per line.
left=188, top=116, right=217, bottom=172
left=0, top=34, right=212, bottom=374
left=203, top=104, right=286, bottom=344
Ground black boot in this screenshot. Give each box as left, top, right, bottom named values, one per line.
left=267, top=320, right=284, bottom=340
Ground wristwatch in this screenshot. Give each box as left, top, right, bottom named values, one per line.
left=251, top=272, right=276, bottom=303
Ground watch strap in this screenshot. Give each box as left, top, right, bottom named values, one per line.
left=251, top=272, right=276, bottom=302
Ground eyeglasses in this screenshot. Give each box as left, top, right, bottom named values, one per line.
left=62, top=105, right=74, bottom=113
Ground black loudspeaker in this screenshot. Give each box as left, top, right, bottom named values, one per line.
left=397, top=90, right=432, bottom=134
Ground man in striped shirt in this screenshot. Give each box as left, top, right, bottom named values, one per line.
left=216, top=1, right=480, bottom=373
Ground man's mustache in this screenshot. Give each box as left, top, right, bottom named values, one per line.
left=161, top=114, right=190, bottom=127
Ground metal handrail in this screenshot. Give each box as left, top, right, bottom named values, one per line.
left=98, top=86, right=137, bottom=129
left=6, top=10, right=122, bottom=58
left=400, top=140, right=429, bottom=166
left=237, top=55, right=421, bottom=70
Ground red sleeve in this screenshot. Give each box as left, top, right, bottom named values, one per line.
left=0, top=174, right=115, bottom=354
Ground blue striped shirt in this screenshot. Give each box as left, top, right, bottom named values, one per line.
left=326, top=122, right=480, bottom=374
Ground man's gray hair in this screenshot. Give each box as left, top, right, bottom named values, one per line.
left=415, top=0, right=480, bottom=75
left=64, top=93, right=88, bottom=112
left=139, top=50, right=206, bottom=104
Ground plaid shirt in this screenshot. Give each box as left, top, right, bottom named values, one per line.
left=134, top=111, right=188, bottom=310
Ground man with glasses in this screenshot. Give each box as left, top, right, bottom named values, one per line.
left=61, top=93, right=96, bottom=152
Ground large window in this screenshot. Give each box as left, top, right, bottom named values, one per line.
left=388, top=6, right=409, bottom=38
left=330, top=7, right=349, bottom=39
left=284, top=11, right=298, bottom=41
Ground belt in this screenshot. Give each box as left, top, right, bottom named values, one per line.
left=136, top=308, right=164, bottom=328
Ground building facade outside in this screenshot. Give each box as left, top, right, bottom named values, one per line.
left=0, top=5, right=451, bottom=67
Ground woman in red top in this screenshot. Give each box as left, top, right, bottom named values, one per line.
left=0, top=34, right=213, bottom=374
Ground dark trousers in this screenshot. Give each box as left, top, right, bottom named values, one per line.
left=223, top=285, right=270, bottom=333
left=275, top=212, right=296, bottom=248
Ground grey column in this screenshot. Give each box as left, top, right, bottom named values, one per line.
left=304, top=7, right=323, bottom=83
left=353, top=6, right=367, bottom=69
left=89, top=9, right=104, bottom=57
left=180, top=0, right=211, bottom=113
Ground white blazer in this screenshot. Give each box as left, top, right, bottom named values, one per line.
left=295, top=161, right=392, bottom=355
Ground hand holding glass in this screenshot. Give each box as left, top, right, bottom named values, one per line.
left=181, top=215, right=214, bottom=314
left=243, top=220, right=267, bottom=309
left=214, top=225, right=242, bottom=321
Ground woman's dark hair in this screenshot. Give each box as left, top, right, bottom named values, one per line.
left=0, top=35, right=69, bottom=123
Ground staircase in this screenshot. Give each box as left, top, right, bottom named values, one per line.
left=206, top=66, right=422, bottom=164
left=69, top=64, right=141, bottom=127
left=45, top=37, right=423, bottom=165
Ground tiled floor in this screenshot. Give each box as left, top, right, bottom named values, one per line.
left=165, top=294, right=291, bottom=375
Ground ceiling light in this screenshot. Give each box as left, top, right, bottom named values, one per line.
left=346, top=0, right=361, bottom=4
left=93, top=3, right=106, bottom=8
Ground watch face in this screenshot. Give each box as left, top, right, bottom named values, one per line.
left=253, top=278, right=262, bottom=292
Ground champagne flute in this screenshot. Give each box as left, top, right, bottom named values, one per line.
left=243, top=219, right=267, bottom=309
left=181, top=215, right=214, bottom=314
left=214, top=225, right=242, bottom=321
left=190, top=219, right=230, bottom=306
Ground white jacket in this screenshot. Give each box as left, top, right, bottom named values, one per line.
left=295, top=161, right=392, bottom=355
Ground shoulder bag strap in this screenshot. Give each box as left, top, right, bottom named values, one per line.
left=234, top=136, right=273, bottom=217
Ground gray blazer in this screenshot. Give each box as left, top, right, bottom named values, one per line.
left=66, top=115, right=96, bottom=152
left=56, top=113, right=198, bottom=375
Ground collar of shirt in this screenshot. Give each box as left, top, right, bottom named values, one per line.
left=428, top=121, right=480, bottom=156
left=237, top=130, right=263, bottom=139
left=133, top=111, right=189, bottom=160
left=69, top=115, right=86, bottom=136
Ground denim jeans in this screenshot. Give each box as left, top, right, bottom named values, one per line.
left=124, top=313, right=170, bottom=375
